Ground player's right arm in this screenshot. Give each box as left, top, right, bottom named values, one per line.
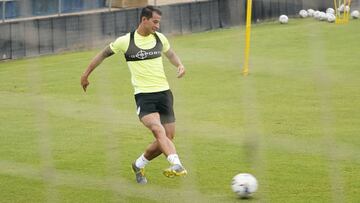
left=81, top=46, right=114, bottom=92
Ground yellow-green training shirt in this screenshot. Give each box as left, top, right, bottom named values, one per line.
left=109, top=31, right=170, bottom=94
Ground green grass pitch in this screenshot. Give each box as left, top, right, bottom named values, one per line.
left=0, top=18, right=360, bottom=202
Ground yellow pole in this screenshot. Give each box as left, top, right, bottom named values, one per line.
left=242, top=0, right=253, bottom=76
left=334, top=0, right=338, bottom=16
left=345, top=0, right=352, bottom=22
left=335, top=0, right=352, bottom=24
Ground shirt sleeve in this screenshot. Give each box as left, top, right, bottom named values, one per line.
left=157, top=32, right=170, bottom=53
left=109, top=34, right=129, bottom=54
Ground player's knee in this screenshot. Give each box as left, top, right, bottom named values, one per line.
left=149, top=123, right=165, bottom=136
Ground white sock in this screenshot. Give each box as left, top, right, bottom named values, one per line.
left=167, top=154, right=182, bottom=166
left=135, top=153, right=149, bottom=169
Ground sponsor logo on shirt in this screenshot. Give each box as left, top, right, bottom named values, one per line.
left=129, top=50, right=162, bottom=60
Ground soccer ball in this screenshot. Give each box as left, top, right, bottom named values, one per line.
left=314, top=11, right=321, bottom=20
left=319, top=12, right=327, bottom=21
left=351, top=10, right=359, bottom=19
left=338, top=4, right=345, bottom=12
left=307, top=9, right=315, bottom=17
left=299, top=10, right=308, bottom=18
left=279, top=15, right=289, bottom=24
left=345, top=6, right=350, bottom=12
left=327, top=13, right=336, bottom=22
left=231, top=173, right=258, bottom=198
left=326, top=8, right=335, bottom=15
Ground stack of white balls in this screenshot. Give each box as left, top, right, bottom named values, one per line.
left=300, top=8, right=335, bottom=22
left=278, top=5, right=359, bottom=24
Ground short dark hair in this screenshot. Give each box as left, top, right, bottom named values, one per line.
left=140, top=6, right=162, bottom=22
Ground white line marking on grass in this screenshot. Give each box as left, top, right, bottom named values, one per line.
left=308, top=26, right=345, bottom=203
left=0, top=160, right=212, bottom=202
left=27, top=58, right=59, bottom=203
left=240, top=76, right=268, bottom=200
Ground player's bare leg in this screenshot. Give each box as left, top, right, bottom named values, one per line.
left=141, top=113, right=176, bottom=156
left=143, top=122, right=175, bottom=160
left=142, top=116, right=186, bottom=177
left=132, top=113, right=174, bottom=184
left=134, top=113, right=186, bottom=179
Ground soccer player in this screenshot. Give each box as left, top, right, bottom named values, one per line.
left=80, top=6, right=187, bottom=184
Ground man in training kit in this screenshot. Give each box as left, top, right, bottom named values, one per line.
left=80, top=6, right=187, bottom=184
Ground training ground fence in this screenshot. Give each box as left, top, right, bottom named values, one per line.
left=0, top=0, right=345, bottom=61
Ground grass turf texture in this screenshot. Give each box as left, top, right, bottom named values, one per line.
left=0, top=18, right=359, bottom=202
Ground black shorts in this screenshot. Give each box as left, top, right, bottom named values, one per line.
left=134, top=90, right=175, bottom=124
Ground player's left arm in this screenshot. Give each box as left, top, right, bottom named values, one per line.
left=165, top=49, right=185, bottom=78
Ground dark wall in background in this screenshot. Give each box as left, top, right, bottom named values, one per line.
left=0, top=0, right=335, bottom=60
left=0, top=0, right=107, bottom=18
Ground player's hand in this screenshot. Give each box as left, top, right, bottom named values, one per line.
left=81, top=75, right=89, bottom=92
left=177, top=65, right=185, bottom=78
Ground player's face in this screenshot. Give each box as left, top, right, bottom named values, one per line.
left=144, top=12, right=161, bottom=33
